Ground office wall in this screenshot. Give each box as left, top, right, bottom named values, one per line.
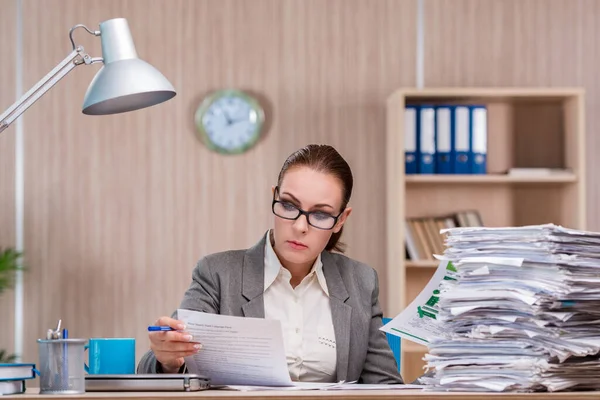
left=424, top=0, right=600, bottom=230
left=0, top=0, right=16, bottom=360
left=1, top=0, right=600, bottom=369
left=2, top=0, right=417, bottom=363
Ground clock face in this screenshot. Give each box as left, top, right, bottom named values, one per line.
left=194, top=90, right=265, bottom=154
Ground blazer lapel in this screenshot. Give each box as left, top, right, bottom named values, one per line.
left=241, top=233, right=267, bottom=319
left=321, top=251, right=351, bottom=383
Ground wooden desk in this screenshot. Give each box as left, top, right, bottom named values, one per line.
left=6, top=388, right=600, bottom=400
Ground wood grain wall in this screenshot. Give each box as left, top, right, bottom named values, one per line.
left=7, top=0, right=417, bottom=364
left=0, top=0, right=16, bottom=359
left=2, top=0, right=600, bottom=375
left=424, top=0, right=600, bottom=229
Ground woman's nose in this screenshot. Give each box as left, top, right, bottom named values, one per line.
left=292, top=214, right=309, bottom=233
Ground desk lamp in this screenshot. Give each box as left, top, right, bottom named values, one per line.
left=0, top=17, right=176, bottom=361
left=0, top=17, right=176, bottom=133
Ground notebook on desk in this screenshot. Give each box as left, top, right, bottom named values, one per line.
left=85, top=374, right=210, bottom=392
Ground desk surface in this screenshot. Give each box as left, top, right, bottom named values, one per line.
left=6, top=388, right=600, bottom=400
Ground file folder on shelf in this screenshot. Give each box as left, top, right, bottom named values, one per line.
left=470, top=105, right=487, bottom=174
left=404, top=105, right=418, bottom=174
left=453, top=105, right=471, bottom=174
left=435, top=105, right=453, bottom=174
left=418, top=106, right=436, bottom=174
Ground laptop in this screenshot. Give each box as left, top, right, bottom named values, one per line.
left=85, top=374, right=210, bottom=392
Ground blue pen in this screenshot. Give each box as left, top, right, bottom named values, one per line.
left=62, top=328, right=68, bottom=388
left=148, top=326, right=176, bottom=331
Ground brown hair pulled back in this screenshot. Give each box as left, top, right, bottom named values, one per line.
left=277, top=144, right=353, bottom=253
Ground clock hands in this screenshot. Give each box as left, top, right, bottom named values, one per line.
left=223, top=110, right=234, bottom=125
left=224, top=109, right=249, bottom=127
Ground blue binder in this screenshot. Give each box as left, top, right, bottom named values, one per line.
left=404, top=105, right=418, bottom=174
left=435, top=105, right=454, bottom=174
left=418, top=106, right=435, bottom=174
left=453, top=105, right=471, bottom=174
left=470, top=105, right=487, bottom=174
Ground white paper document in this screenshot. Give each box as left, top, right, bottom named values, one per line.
left=417, top=224, right=600, bottom=392
left=178, top=309, right=292, bottom=386
left=380, top=260, right=453, bottom=345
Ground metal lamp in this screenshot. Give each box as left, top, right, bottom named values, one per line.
left=0, top=17, right=176, bottom=134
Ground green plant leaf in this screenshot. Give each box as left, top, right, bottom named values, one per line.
left=0, top=348, right=17, bottom=363
left=0, top=248, right=23, bottom=365
left=0, top=248, right=24, bottom=295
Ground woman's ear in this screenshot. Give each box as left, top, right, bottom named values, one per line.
left=333, top=207, right=352, bottom=233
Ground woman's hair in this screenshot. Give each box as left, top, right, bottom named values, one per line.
left=277, top=144, right=353, bottom=253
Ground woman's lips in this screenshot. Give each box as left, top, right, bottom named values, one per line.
left=287, top=240, right=308, bottom=250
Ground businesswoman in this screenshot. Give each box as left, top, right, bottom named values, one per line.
left=138, top=144, right=403, bottom=384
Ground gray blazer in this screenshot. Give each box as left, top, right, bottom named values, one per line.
left=138, top=233, right=403, bottom=384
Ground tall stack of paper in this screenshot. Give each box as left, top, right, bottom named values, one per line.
left=421, top=224, right=600, bottom=392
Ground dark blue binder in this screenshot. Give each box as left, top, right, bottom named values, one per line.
left=470, top=105, right=487, bottom=174
left=418, top=105, right=435, bottom=174
left=435, top=105, right=454, bottom=174
left=404, top=105, right=419, bottom=174
left=453, top=105, right=471, bottom=174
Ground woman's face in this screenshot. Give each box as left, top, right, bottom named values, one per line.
left=272, top=166, right=352, bottom=267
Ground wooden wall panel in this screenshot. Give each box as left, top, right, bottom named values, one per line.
left=19, top=0, right=416, bottom=364
left=424, top=0, right=600, bottom=230
left=0, top=0, right=16, bottom=360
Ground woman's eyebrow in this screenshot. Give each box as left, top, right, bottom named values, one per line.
left=281, top=191, right=334, bottom=210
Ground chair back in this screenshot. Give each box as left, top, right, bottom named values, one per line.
left=382, top=317, right=401, bottom=372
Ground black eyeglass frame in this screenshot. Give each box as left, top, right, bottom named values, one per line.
left=271, top=186, right=343, bottom=231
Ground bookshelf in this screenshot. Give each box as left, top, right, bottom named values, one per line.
left=385, top=87, right=586, bottom=383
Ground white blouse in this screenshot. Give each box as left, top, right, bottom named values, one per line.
left=263, top=232, right=337, bottom=382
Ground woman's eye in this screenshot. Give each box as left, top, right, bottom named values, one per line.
left=282, top=202, right=297, bottom=211
left=313, top=212, right=332, bottom=221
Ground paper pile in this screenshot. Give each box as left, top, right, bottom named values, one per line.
left=420, top=224, right=600, bottom=392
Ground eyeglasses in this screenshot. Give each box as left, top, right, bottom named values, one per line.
left=272, top=189, right=342, bottom=230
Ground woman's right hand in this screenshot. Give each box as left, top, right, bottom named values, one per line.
left=149, top=316, right=202, bottom=373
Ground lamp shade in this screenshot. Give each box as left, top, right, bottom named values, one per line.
left=82, top=18, right=176, bottom=115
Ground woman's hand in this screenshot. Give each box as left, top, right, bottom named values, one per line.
left=149, top=316, right=202, bottom=373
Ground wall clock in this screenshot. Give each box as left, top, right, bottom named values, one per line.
left=194, top=89, right=265, bottom=154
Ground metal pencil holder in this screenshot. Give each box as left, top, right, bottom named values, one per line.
left=37, top=338, right=87, bottom=394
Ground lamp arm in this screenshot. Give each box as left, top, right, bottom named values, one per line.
left=0, top=46, right=92, bottom=134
